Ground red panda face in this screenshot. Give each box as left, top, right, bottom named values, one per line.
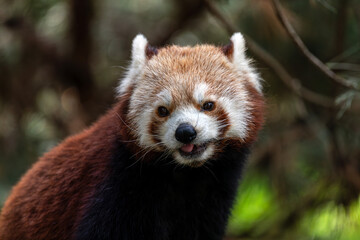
left=119, top=34, right=264, bottom=167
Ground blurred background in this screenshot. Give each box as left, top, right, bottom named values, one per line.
left=0, top=0, right=360, bottom=239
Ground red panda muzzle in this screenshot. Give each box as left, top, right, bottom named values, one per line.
left=179, top=143, right=208, bottom=157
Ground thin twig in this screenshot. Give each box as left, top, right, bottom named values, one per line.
left=202, top=0, right=334, bottom=108
left=271, top=0, right=358, bottom=90
left=328, top=63, right=360, bottom=72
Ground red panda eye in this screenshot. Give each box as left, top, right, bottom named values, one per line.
left=158, top=106, right=170, bottom=117
left=202, top=102, right=215, bottom=111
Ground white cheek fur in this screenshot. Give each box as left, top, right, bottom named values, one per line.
left=217, top=95, right=251, bottom=140
left=130, top=89, right=174, bottom=148
left=137, top=108, right=154, bottom=147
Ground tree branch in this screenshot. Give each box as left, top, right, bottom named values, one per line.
left=271, top=0, right=358, bottom=90
left=202, top=0, right=334, bottom=108
left=152, top=0, right=205, bottom=46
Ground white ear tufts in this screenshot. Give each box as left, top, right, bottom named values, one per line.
left=131, top=34, right=148, bottom=65
left=230, top=32, right=246, bottom=64
left=230, top=32, right=262, bottom=93
left=117, top=34, right=148, bottom=96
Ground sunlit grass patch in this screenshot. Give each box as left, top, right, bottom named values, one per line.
left=227, top=172, right=278, bottom=235
left=300, top=197, right=360, bottom=240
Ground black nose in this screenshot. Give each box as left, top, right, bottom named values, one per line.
left=175, top=123, right=197, bottom=144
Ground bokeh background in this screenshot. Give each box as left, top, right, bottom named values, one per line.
left=1, top=0, right=360, bottom=239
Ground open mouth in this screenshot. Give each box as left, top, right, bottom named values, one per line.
left=179, top=143, right=208, bottom=158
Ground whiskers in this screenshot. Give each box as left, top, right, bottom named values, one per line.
left=114, top=112, right=175, bottom=170
left=115, top=112, right=163, bottom=144
left=126, top=141, right=164, bottom=169
left=216, top=117, right=231, bottom=131
left=202, top=161, right=219, bottom=182
left=115, top=112, right=138, bottom=134
left=154, top=149, right=174, bottom=166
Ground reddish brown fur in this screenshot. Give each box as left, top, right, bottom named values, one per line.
left=130, top=45, right=238, bottom=107
left=213, top=107, right=231, bottom=138
left=145, top=44, right=158, bottom=59
left=149, top=117, right=163, bottom=145
left=243, top=83, right=265, bottom=144
left=220, top=83, right=264, bottom=150
left=222, top=42, right=234, bottom=59
left=0, top=93, right=138, bottom=240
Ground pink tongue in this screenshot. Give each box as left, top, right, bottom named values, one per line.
left=181, top=144, right=194, bottom=153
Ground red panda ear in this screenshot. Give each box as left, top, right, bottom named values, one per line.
left=117, top=34, right=150, bottom=96
left=145, top=44, right=158, bottom=60
left=225, top=33, right=263, bottom=93
left=131, top=34, right=148, bottom=64
left=223, top=33, right=246, bottom=63
left=222, top=41, right=234, bottom=60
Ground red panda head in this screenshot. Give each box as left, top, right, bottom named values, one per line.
left=117, top=33, right=264, bottom=167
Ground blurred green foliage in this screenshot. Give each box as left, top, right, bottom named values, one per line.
left=0, top=0, right=360, bottom=239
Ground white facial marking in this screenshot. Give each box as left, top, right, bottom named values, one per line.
left=193, top=83, right=209, bottom=104
left=157, top=89, right=172, bottom=107
left=137, top=108, right=154, bottom=147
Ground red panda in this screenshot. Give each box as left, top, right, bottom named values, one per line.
left=0, top=33, right=264, bottom=240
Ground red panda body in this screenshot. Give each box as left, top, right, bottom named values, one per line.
left=0, top=33, right=264, bottom=240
